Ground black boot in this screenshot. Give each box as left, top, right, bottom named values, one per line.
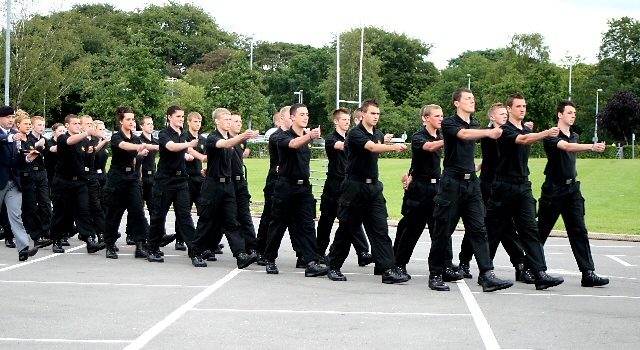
left=534, top=271, right=564, bottom=290
left=382, top=268, right=409, bottom=284
left=134, top=242, right=148, bottom=259
left=125, top=235, right=135, bottom=245
left=147, top=250, right=164, bottom=263
left=82, top=235, right=106, bottom=253
left=581, top=270, right=609, bottom=287
left=160, top=234, right=176, bottom=247
left=97, top=233, right=105, bottom=244
left=106, top=244, right=118, bottom=259
left=327, top=269, right=347, bottom=281
left=395, top=265, right=411, bottom=280
left=237, top=252, right=258, bottom=269
left=34, top=237, right=53, bottom=249
left=478, top=270, right=514, bottom=292
left=52, top=240, right=65, bottom=254
left=443, top=267, right=464, bottom=282
left=265, top=261, right=279, bottom=274
left=429, top=274, right=450, bottom=291
left=458, top=262, right=473, bottom=279
left=174, top=240, right=186, bottom=251
left=305, top=261, right=329, bottom=277
left=520, top=268, right=536, bottom=284
left=5, top=238, right=15, bottom=248
left=60, top=237, right=70, bottom=247
left=515, top=263, right=524, bottom=281
left=357, top=251, right=374, bottom=266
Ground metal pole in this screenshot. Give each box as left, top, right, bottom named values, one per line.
left=299, top=90, right=303, bottom=104
left=249, top=35, right=254, bottom=70
left=358, top=27, right=364, bottom=107
left=4, top=0, right=11, bottom=105
left=249, top=35, right=254, bottom=128
left=336, top=33, right=340, bottom=110
left=43, top=91, right=46, bottom=120
left=467, top=74, right=471, bottom=89
left=568, top=63, right=572, bottom=100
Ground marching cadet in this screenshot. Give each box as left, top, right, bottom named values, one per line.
left=80, top=115, right=106, bottom=246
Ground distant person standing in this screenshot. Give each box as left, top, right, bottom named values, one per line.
left=537, top=100, right=609, bottom=287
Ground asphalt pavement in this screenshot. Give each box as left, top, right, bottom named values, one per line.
left=1, top=213, right=638, bottom=350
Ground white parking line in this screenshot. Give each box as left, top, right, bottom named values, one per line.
left=491, top=291, right=640, bottom=299
left=124, top=268, right=241, bottom=350
left=458, top=280, right=501, bottom=350
left=0, top=338, right=130, bottom=343
left=0, top=245, right=86, bottom=272
left=0, top=279, right=208, bottom=288
left=605, top=255, right=636, bottom=267
left=190, top=308, right=471, bottom=317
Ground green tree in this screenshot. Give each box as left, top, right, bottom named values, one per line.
left=599, top=90, right=640, bottom=145
left=598, top=17, right=640, bottom=82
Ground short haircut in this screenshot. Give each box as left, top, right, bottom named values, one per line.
left=290, top=103, right=307, bottom=117
left=420, top=104, right=442, bottom=117
left=187, top=112, right=202, bottom=121
left=51, top=122, right=64, bottom=131
left=65, top=114, right=79, bottom=124
left=488, top=103, right=506, bottom=117
left=31, top=116, right=45, bottom=124
left=116, top=106, right=133, bottom=121
left=506, top=93, right=526, bottom=107
left=93, top=120, right=105, bottom=128
left=353, top=107, right=363, bottom=121
left=332, top=107, right=351, bottom=120
left=80, top=114, right=93, bottom=123
left=213, top=108, right=230, bottom=120
left=280, top=106, right=291, bottom=120
left=272, top=111, right=281, bottom=124
left=452, top=88, right=472, bottom=103
left=14, top=114, right=30, bottom=126
left=167, top=105, right=184, bottom=116
left=230, top=111, right=241, bottom=117
left=557, top=100, right=576, bottom=114
left=361, top=99, right=379, bottom=113
left=140, top=116, right=153, bottom=125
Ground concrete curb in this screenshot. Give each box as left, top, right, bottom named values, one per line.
left=248, top=211, right=640, bottom=242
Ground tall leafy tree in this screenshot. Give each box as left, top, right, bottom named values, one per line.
left=599, top=90, right=640, bottom=145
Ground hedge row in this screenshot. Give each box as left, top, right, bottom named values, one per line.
left=245, top=142, right=639, bottom=160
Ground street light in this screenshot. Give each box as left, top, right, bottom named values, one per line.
left=166, top=77, right=177, bottom=103
left=293, top=90, right=303, bottom=104
left=594, top=88, right=603, bottom=143
left=467, top=74, right=471, bottom=89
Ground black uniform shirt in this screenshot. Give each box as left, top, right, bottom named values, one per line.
left=45, top=138, right=59, bottom=179
left=205, top=129, right=233, bottom=178
left=84, top=137, right=100, bottom=171
left=185, top=131, right=206, bottom=176
left=140, top=133, right=158, bottom=174
left=410, top=127, right=442, bottom=178
left=267, top=128, right=282, bottom=175
left=496, top=121, right=532, bottom=177
left=325, top=130, right=347, bottom=178
left=441, top=114, right=479, bottom=173
left=276, top=127, right=312, bottom=179
left=26, top=132, right=46, bottom=168
left=479, top=126, right=499, bottom=182
left=231, top=140, right=247, bottom=177
left=110, top=130, right=140, bottom=170
left=94, top=141, right=109, bottom=173
left=543, top=128, right=579, bottom=179
left=345, top=122, right=384, bottom=179
left=55, top=132, right=88, bottom=178
left=157, top=126, right=188, bottom=174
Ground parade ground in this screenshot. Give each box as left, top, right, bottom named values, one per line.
left=0, top=214, right=638, bottom=350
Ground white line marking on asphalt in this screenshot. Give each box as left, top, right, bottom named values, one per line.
left=605, top=255, right=636, bottom=266
left=0, top=338, right=130, bottom=343
left=489, top=292, right=640, bottom=299
left=592, top=245, right=633, bottom=248
left=124, top=269, right=241, bottom=350
left=458, top=280, right=501, bottom=350
left=0, top=245, right=86, bottom=272
left=190, top=308, right=471, bottom=317
left=0, top=279, right=209, bottom=288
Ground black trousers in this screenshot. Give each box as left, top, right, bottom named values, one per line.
left=233, top=178, right=257, bottom=251
left=50, top=177, right=95, bottom=241
left=317, top=176, right=369, bottom=255
left=192, top=179, right=247, bottom=257
left=174, top=175, right=203, bottom=241
left=87, top=174, right=106, bottom=235
left=485, top=179, right=547, bottom=272
left=459, top=180, right=525, bottom=266
left=148, top=175, right=195, bottom=253
left=21, top=170, right=51, bottom=240
left=394, top=179, right=446, bottom=266
left=428, top=173, right=493, bottom=275
left=0, top=203, right=14, bottom=240
left=103, top=172, right=149, bottom=245
left=125, top=173, right=155, bottom=238
left=256, top=174, right=277, bottom=254
left=538, top=180, right=595, bottom=272
left=328, top=179, right=395, bottom=270
left=264, top=180, right=319, bottom=264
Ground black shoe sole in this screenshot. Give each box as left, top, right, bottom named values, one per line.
left=266, top=269, right=279, bottom=274
left=535, top=280, right=564, bottom=290
left=327, top=275, right=347, bottom=281
left=482, top=281, right=514, bottom=292
left=106, top=254, right=118, bottom=259
left=237, top=257, right=257, bottom=269
left=581, top=280, right=610, bottom=287
left=429, top=284, right=450, bottom=291
left=305, top=269, right=329, bottom=277
left=383, top=276, right=410, bottom=284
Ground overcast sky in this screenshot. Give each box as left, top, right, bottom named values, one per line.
left=18, top=0, right=640, bottom=69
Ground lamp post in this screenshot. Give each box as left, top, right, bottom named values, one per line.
left=166, top=77, right=177, bottom=103
left=467, top=74, right=471, bottom=89
left=594, top=88, right=603, bottom=143
left=293, top=90, right=303, bottom=104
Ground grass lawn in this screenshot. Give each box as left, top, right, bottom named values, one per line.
left=244, top=158, right=640, bottom=235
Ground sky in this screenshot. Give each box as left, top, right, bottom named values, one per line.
left=13, top=0, right=640, bottom=69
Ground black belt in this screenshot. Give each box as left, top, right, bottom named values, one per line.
left=31, top=166, right=45, bottom=171
left=143, top=170, right=155, bottom=176
left=279, top=176, right=310, bottom=185
left=326, top=173, right=345, bottom=181
left=412, top=176, right=440, bottom=184
left=547, top=177, right=576, bottom=185
left=209, top=177, right=231, bottom=183
left=112, top=165, right=134, bottom=173
left=232, top=175, right=245, bottom=182
left=21, top=172, right=30, bottom=177
left=159, top=169, right=185, bottom=176
left=346, top=175, right=378, bottom=184
left=443, top=170, right=477, bottom=181
left=495, top=175, right=529, bottom=184
left=57, top=175, right=85, bottom=181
